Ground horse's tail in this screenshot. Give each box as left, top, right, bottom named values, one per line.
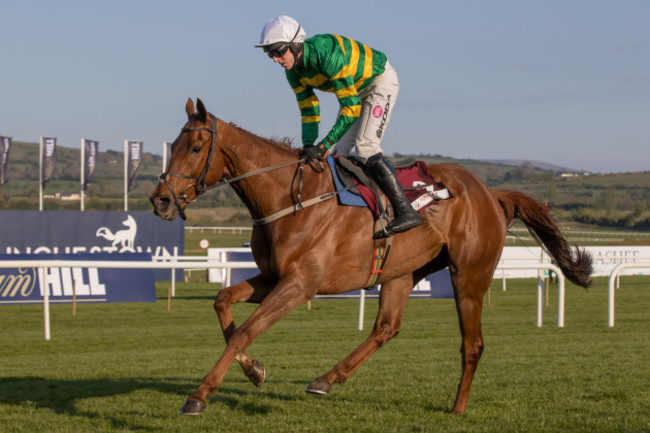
left=493, top=190, right=593, bottom=288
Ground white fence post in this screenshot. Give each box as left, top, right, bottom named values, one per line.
left=43, top=268, right=51, bottom=341
left=607, top=263, right=650, bottom=327
left=358, top=289, right=366, bottom=331
left=494, top=263, right=565, bottom=327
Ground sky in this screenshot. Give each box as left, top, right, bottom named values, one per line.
left=1, top=0, right=648, bottom=174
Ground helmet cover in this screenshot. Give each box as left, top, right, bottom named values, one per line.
left=255, top=15, right=306, bottom=48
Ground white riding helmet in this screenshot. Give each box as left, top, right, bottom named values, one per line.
left=255, top=15, right=306, bottom=48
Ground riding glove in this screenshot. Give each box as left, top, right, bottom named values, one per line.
left=302, top=142, right=329, bottom=163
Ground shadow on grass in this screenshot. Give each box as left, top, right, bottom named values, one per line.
left=0, top=376, right=292, bottom=418
left=0, top=376, right=191, bottom=415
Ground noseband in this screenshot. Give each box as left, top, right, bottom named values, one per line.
left=158, top=114, right=220, bottom=220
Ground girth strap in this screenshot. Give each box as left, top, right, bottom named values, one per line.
left=363, top=222, right=393, bottom=288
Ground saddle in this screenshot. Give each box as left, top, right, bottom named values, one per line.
left=326, top=155, right=451, bottom=219
left=324, top=155, right=451, bottom=288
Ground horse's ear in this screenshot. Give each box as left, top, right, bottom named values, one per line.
left=185, top=98, right=195, bottom=119
left=196, top=98, right=208, bottom=123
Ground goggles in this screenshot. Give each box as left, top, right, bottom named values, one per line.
left=262, top=25, right=301, bottom=59
left=266, top=44, right=290, bottom=59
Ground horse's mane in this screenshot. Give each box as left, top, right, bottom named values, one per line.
left=228, top=121, right=300, bottom=156
left=187, top=111, right=300, bottom=156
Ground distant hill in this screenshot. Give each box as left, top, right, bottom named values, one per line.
left=479, top=159, right=585, bottom=174
left=1, top=142, right=650, bottom=229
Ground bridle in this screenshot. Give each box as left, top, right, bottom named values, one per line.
left=158, top=114, right=223, bottom=220
left=158, top=113, right=353, bottom=224
left=158, top=114, right=305, bottom=221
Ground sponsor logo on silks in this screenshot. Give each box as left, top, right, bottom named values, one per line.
left=96, top=215, right=137, bottom=252
left=375, top=95, right=391, bottom=138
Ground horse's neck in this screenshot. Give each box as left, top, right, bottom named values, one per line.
left=220, top=123, right=300, bottom=220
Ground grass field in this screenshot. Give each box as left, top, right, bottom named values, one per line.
left=183, top=229, right=251, bottom=254
left=1, top=275, right=648, bottom=432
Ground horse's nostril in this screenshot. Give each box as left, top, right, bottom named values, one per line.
left=150, top=195, right=170, bottom=208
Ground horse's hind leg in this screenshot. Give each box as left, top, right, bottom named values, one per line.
left=214, top=275, right=274, bottom=387
left=449, top=267, right=492, bottom=415
left=306, top=274, right=413, bottom=395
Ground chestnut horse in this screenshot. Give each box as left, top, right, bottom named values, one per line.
left=150, top=98, right=592, bottom=415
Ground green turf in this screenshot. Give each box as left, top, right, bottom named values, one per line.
left=1, top=276, right=648, bottom=432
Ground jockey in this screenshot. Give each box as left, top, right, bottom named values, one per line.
left=255, top=15, right=421, bottom=239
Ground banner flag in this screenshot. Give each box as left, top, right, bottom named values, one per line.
left=41, top=137, right=57, bottom=187
left=0, top=136, right=11, bottom=185
left=127, top=140, right=143, bottom=192
left=83, top=139, right=99, bottom=190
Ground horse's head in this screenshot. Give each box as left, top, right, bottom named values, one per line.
left=150, top=98, right=226, bottom=220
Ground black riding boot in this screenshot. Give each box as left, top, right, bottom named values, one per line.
left=367, top=154, right=422, bottom=239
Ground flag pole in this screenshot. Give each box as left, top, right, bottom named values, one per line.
left=39, top=136, right=43, bottom=211
left=80, top=138, right=85, bottom=211
left=124, top=139, right=128, bottom=211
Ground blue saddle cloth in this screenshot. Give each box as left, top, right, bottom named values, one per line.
left=327, top=155, right=367, bottom=208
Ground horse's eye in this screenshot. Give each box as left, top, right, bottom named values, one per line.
left=191, top=145, right=202, bottom=154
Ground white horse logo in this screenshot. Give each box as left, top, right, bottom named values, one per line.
left=96, top=215, right=138, bottom=252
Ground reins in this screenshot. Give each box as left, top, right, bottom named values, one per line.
left=253, top=163, right=351, bottom=225
left=160, top=114, right=349, bottom=223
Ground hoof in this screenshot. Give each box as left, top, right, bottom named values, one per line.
left=305, top=379, right=331, bottom=395
left=247, top=360, right=266, bottom=387
left=179, top=398, right=206, bottom=415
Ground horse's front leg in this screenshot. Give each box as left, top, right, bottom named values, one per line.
left=306, top=274, right=413, bottom=395
left=181, top=276, right=312, bottom=415
left=214, top=275, right=274, bottom=387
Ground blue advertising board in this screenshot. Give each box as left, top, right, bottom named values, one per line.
left=0, top=253, right=156, bottom=305
left=0, top=210, right=184, bottom=281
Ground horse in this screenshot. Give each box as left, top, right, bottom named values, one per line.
left=150, top=98, right=593, bottom=415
